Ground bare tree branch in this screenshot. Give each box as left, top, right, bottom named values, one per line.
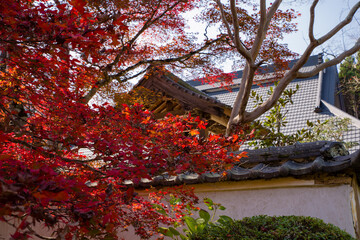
left=308, top=0, right=319, bottom=43
left=250, top=0, right=266, bottom=60
left=115, top=69, right=147, bottom=84
left=226, top=63, right=256, bottom=135
left=237, top=70, right=296, bottom=124
left=317, top=1, right=360, bottom=45
left=230, top=0, right=252, bottom=61
left=243, top=38, right=360, bottom=124
left=26, top=225, right=57, bottom=240
left=297, top=39, right=360, bottom=78
left=216, top=0, right=233, bottom=37
left=251, top=0, right=282, bottom=58
left=242, top=34, right=360, bottom=123
left=215, top=0, right=252, bottom=61
left=225, top=0, right=282, bottom=135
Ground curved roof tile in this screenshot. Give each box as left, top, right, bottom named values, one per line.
left=125, top=141, right=360, bottom=189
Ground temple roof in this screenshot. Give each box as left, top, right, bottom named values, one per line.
left=135, top=66, right=231, bottom=132
left=125, top=141, right=360, bottom=188
left=186, top=55, right=360, bottom=153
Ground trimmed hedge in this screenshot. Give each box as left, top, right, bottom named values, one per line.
left=191, top=215, right=355, bottom=240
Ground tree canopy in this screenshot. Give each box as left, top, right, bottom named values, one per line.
left=339, top=51, right=360, bottom=118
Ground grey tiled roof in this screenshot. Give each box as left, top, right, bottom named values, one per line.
left=125, top=141, right=360, bottom=188
left=187, top=56, right=360, bottom=153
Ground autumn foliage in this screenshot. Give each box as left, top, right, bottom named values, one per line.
left=0, top=0, right=244, bottom=239
left=0, top=103, right=241, bottom=239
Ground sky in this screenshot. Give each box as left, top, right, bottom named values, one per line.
left=281, top=0, right=360, bottom=56
left=184, top=0, right=360, bottom=72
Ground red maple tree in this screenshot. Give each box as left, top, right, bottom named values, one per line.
left=0, top=0, right=242, bottom=239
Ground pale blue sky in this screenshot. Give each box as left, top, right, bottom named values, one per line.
left=281, top=0, right=360, bottom=55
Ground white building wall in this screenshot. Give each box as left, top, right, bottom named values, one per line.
left=196, top=185, right=355, bottom=237
left=0, top=184, right=356, bottom=239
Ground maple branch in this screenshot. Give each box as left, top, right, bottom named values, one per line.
left=1, top=218, right=49, bottom=240
left=204, top=23, right=211, bottom=41
left=235, top=70, right=297, bottom=124
left=9, top=139, right=105, bottom=175
left=216, top=0, right=233, bottom=39
left=246, top=0, right=360, bottom=122
left=216, top=0, right=233, bottom=37
left=115, top=69, right=147, bottom=84
left=107, top=0, right=182, bottom=71
left=82, top=1, right=189, bottom=103
left=27, top=226, right=57, bottom=240
left=82, top=36, right=226, bottom=103
left=226, top=64, right=256, bottom=135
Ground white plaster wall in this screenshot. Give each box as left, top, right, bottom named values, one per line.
left=196, top=185, right=355, bottom=237
left=121, top=184, right=356, bottom=239
left=0, top=221, right=54, bottom=240
left=0, top=185, right=355, bottom=239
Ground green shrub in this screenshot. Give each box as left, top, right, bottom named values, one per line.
left=194, top=215, right=355, bottom=240
left=158, top=198, right=355, bottom=240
